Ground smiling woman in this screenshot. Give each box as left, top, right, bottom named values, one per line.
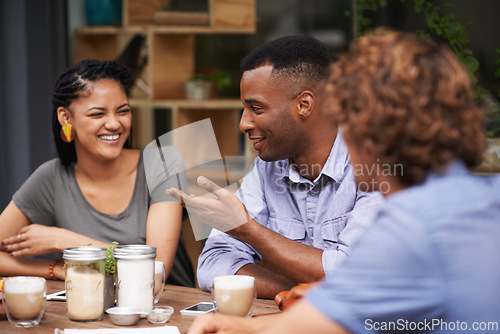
left=0, top=60, right=194, bottom=288
left=57, top=79, right=132, bottom=167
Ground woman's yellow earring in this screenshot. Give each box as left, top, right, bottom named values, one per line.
left=60, top=124, right=75, bottom=143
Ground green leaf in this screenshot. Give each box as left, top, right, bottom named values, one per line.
left=105, top=241, right=119, bottom=277
left=412, top=0, right=424, bottom=12
left=464, top=56, right=480, bottom=73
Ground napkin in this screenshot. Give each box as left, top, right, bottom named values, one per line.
left=55, top=326, right=180, bottom=334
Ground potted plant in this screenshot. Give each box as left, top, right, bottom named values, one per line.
left=349, top=0, right=500, bottom=172
left=481, top=99, right=500, bottom=173
left=104, top=241, right=118, bottom=309
left=185, top=69, right=232, bottom=100
left=481, top=49, right=500, bottom=172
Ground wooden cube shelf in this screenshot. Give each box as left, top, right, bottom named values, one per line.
left=210, top=0, right=256, bottom=32
left=150, top=33, right=195, bottom=99
left=123, top=0, right=256, bottom=32
left=73, top=0, right=256, bottom=170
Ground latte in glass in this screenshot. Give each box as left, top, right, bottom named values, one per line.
left=212, top=275, right=256, bottom=317
left=2, top=276, right=46, bottom=327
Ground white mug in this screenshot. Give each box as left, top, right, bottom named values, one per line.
left=154, top=261, right=166, bottom=304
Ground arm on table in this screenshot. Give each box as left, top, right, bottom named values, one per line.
left=197, top=229, right=293, bottom=298
left=167, top=178, right=325, bottom=284
left=145, top=201, right=183, bottom=276
left=237, top=263, right=295, bottom=299
left=188, top=299, right=349, bottom=334
left=230, top=218, right=325, bottom=284
left=1, top=201, right=109, bottom=255
left=0, top=200, right=106, bottom=279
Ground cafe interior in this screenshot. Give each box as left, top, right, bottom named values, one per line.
left=0, top=0, right=499, bottom=333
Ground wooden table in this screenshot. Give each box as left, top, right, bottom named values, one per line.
left=0, top=280, right=279, bottom=334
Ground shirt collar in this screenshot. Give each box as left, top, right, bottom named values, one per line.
left=426, top=160, right=469, bottom=182
left=285, top=128, right=350, bottom=184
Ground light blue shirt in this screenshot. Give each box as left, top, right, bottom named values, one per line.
left=307, top=161, right=500, bottom=333
left=197, top=133, right=383, bottom=291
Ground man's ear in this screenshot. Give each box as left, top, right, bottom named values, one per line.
left=296, top=90, right=314, bottom=119
left=360, top=136, right=377, bottom=161
left=57, top=107, right=71, bottom=126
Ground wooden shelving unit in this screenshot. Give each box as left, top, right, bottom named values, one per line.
left=73, top=0, right=256, bottom=273
left=129, top=98, right=244, bottom=157
left=74, top=0, right=256, bottom=157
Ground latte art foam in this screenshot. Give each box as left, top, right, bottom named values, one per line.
left=213, top=275, right=255, bottom=317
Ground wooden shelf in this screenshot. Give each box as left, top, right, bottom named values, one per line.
left=75, top=0, right=256, bottom=164
left=130, top=98, right=244, bottom=159
left=75, top=25, right=255, bottom=35
left=124, top=0, right=256, bottom=32
left=129, top=98, right=242, bottom=110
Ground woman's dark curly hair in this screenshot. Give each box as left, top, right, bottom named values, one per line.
left=52, top=59, right=133, bottom=166
left=327, top=28, right=486, bottom=186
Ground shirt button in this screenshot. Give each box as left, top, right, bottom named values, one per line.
left=310, top=190, right=318, bottom=195
left=279, top=230, right=284, bottom=235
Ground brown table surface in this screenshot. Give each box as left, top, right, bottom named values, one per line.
left=0, top=279, right=279, bottom=334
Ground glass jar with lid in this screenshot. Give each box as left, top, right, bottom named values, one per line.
left=113, top=244, right=156, bottom=312
left=62, top=246, right=107, bottom=321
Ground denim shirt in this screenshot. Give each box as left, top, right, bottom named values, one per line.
left=197, top=132, right=383, bottom=291
left=306, top=162, right=500, bottom=333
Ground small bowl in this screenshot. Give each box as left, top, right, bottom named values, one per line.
left=106, top=307, right=146, bottom=326
left=147, top=306, right=174, bottom=324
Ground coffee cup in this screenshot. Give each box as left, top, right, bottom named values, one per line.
left=212, top=275, right=256, bottom=317
left=2, top=276, right=46, bottom=327
left=154, top=261, right=166, bottom=304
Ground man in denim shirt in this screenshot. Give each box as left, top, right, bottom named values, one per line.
left=187, top=29, right=500, bottom=334
left=169, top=36, right=382, bottom=298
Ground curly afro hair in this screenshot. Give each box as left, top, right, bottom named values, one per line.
left=326, top=28, right=486, bottom=186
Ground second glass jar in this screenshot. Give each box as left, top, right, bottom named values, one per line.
left=113, top=244, right=156, bottom=312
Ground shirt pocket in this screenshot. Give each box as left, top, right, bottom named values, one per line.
left=268, top=215, right=306, bottom=241
left=321, top=216, right=348, bottom=245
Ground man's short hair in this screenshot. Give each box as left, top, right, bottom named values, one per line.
left=326, top=28, right=486, bottom=186
left=240, top=35, right=332, bottom=85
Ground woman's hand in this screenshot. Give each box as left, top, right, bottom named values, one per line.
left=1, top=225, right=64, bottom=257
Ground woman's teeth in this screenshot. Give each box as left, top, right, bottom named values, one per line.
left=99, top=134, right=119, bottom=141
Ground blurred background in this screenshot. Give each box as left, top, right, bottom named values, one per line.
left=1, top=0, right=498, bottom=209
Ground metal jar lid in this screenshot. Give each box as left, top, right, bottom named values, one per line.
left=63, top=246, right=107, bottom=261
left=113, top=244, right=156, bottom=260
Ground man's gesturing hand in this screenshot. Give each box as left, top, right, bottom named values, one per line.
left=166, top=176, right=250, bottom=233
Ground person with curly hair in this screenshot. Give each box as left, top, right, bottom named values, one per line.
left=0, top=59, right=194, bottom=287
left=187, top=28, right=500, bottom=334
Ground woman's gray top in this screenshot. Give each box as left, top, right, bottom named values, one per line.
left=13, top=152, right=194, bottom=287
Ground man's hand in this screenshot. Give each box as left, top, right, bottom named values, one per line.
left=168, top=177, right=324, bottom=287
left=166, top=176, right=250, bottom=233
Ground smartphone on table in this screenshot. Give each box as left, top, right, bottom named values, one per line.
left=46, top=290, right=66, bottom=301
left=180, top=302, right=216, bottom=316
